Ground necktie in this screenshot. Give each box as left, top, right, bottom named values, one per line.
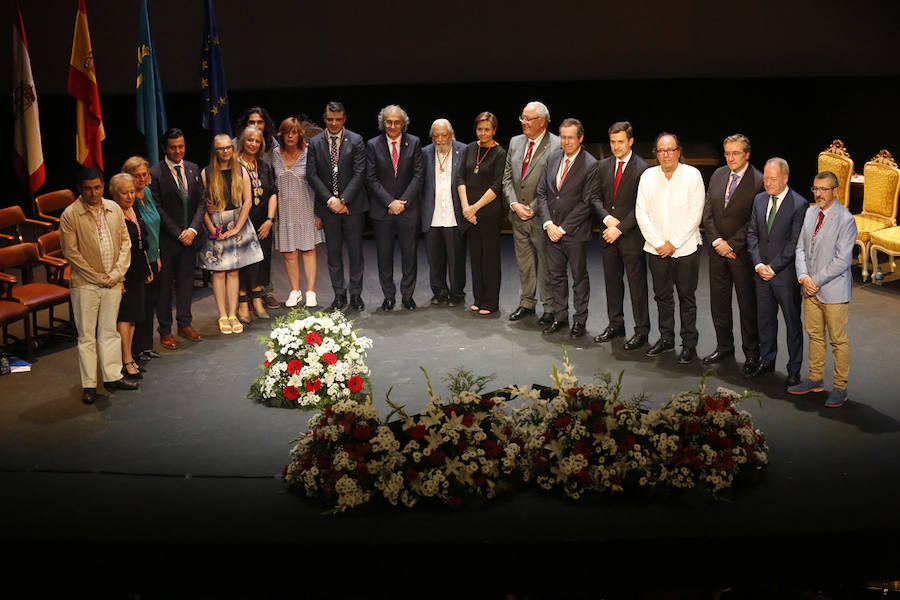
left=521, top=140, right=535, bottom=178
left=329, top=135, right=339, bottom=196
left=559, top=158, right=571, bottom=187
left=725, top=173, right=739, bottom=206
left=391, top=141, right=399, bottom=175
left=174, top=164, right=188, bottom=225
left=766, top=196, right=778, bottom=232
left=613, top=160, right=624, bottom=198
left=812, top=210, right=825, bottom=241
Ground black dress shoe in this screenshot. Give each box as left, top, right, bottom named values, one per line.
left=702, top=349, right=734, bottom=365
left=508, top=306, right=535, bottom=321
left=592, top=326, right=625, bottom=343
left=447, top=295, right=464, bottom=307
left=402, top=297, right=416, bottom=310
left=747, top=362, right=775, bottom=378
left=330, top=295, right=348, bottom=310
left=82, top=388, right=97, bottom=404
left=542, top=319, right=568, bottom=335
left=623, top=334, right=648, bottom=351
left=431, top=295, right=448, bottom=306
left=143, top=350, right=161, bottom=359
left=538, top=312, right=555, bottom=326
left=350, top=295, right=364, bottom=310
left=104, top=378, right=139, bottom=391
left=570, top=322, right=586, bottom=338
left=645, top=339, right=675, bottom=357
left=381, top=298, right=395, bottom=311
left=742, top=357, right=760, bottom=377
left=678, top=346, right=697, bottom=364
left=784, top=371, right=802, bottom=388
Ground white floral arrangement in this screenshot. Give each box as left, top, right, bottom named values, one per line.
left=249, top=309, right=373, bottom=409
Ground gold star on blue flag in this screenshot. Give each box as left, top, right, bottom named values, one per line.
left=136, top=0, right=167, bottom=163
left=201, top=0, right=230, bottom=135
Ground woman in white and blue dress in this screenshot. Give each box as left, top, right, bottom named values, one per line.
left=272, top=117, right=323, bottom=309
left=199, top=134, right=263, bottom=334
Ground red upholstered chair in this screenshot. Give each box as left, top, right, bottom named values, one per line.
left=0, top=299, right=33, bottom=359
left=36, top=230, right=71, bottom=288
left=0, top=243, right=73, bottom=341
left=0, top=206, right=51, bottom=247
left=34, top=189, right=77, bottom=229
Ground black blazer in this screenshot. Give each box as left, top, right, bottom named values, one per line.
left=702, top=164, right=764, bottom=256
left=420, top=140, right=466, bottom=233
left=148, top=159, right=205, bottom=254
left=306, top=128, right=369, bottom=215
left=596, top=153, right=650, bottom=248
left=746, top=187, right=808, bottom=285
left=365, top=132, right=424, bottom=221
left=536, top=149, right=600, bottom=244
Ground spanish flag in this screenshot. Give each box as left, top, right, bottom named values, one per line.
left=67, top=0, right=105, bottom=170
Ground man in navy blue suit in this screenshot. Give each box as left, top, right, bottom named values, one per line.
left=366, top=105, right=424, bottom=311
left=306, top=101, right=369, bottom=311
left=421, top=118, right=467, bottom=306
left=746, top=157, right=808, bottom=387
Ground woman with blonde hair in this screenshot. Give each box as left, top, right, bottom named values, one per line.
left=199, top=134, right=263, bottom=334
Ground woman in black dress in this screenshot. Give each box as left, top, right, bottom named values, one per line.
left=110, top=172, right=152, bottom=380
left=454, top=112, right=507, bottom=315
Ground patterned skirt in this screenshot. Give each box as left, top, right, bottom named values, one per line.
left=199, top=208, right=264, bottom=271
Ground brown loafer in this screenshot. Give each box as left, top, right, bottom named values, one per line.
left=177, top=326, right=202, bottom=341
left=160, top=334, right=178, bottom=350
left=262, top=293, right=281, bottom=310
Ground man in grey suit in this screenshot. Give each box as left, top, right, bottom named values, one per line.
left=421, top=119, right=467, bottom=306
left=503, top=101, right=559, bottom=325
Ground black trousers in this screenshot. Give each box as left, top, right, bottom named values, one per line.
left=647, top=249, right=700, bottom=347
left=601, top=240, right=650, bottom=335
left=133, top=258, right=160, bottom=354
left=239, top=228, right=274, bottom=292
left=321, top=211, right=365, bottom=299
left=708, top=250, right=759, bottom=359
left=372, top=215, right=418, bottom=300
left=425, top=226, right=466, bottom=300
left=756, top=277, right=803, bottom=374
left=546, top=237, right=589, bottom=324
left=156, top=243, right=196, bottom=335
left=466, top=212, right=501, bottom=312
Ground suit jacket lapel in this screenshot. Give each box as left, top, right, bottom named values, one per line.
left=524, top=135, right=550, bottom=180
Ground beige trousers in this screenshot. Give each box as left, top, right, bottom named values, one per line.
left=803, top=296, right=849, bottom=389
left=71, top=285, right=123, bottom=388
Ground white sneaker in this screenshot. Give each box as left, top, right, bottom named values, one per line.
left=305, top=291, right=317, bottom=307
left=285, top=290, right=302, bottom=307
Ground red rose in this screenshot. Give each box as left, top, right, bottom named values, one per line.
left=610, top=474, right=624, bottom=485
left=553, top=416, right=572, bottom=429
left=305, top=331, right=322, bottom=346
left=347, top=376, right=363, bottom=392
left=304, top=378, right=322, bottom=392
left=588, top=402, right=602, bottom=412
left=684, top=420, right=701, bottom=434
left=481, top=439, right=501, bottom=458
left=444, top=405, right=458, bottom=417
left=322, top=352, right=337, bottom=365
left=577, top=469, right=591, bottom=483
left=456, top=440, right=469, bottom=452
left=447, top=497, right=462, bottom=508
left=542, top=431, right=554, bottom=441
left=612, top=404, right=626, bottom=416
left=264, top=360, right=271, bottom=368
left=705, top=395, right=726, bottom=412
left=337, top=414, right=354, bottom=433
left=410, top=425, right=427, bottom=440
left=590, top=422, right=606, bottom=434
left=479, top=397, right=495, bottom=407
left=429, top=450, right=447, bottom=466
left=283, top=385, right=299, bottom=401
left=462, top=414, right=474, bottom=427
left=287, top=359, right=303, bottom=375
left=567, top=387, right=583, bottom=397
left=352, top=424, right=372, bottom=441
left=573, top=440, right=592, bottom=457
left=617, top=434, right=635, bottom=451
left=471, top=471, right=487, bottom=486
left=503, top=426, right=513, bottom=438
left=404, top=468, right=419, bottom=481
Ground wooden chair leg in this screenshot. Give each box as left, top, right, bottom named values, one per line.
left=859, top=243, right=870, bottom=281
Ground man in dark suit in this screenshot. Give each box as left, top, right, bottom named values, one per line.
left=536, top=118, right=605, bottom=338
left=306, top=101, right=369, bottom=311
left=149, top=128, right=206, bottom=350
left=746, top=157, right=808, bottom=387
left=592, top=121, right=650, bottom=351
left=502, top=101, right=559, bottom=325
left=366, top=104, right=424, bottom=311
left=421, top=118, right=467, bottom=306
left=701, top=134, right=764, bottom=375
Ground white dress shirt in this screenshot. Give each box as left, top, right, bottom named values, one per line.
left=431, top=147, right=457, bottom=227
left=635, top=163, right=705, bottom=257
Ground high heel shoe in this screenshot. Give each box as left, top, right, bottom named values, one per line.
left=218, top=316, right=233, bottom=334
left=131, top=360, right=147, bottom=373
left=122, top=363, right=143, bottom=380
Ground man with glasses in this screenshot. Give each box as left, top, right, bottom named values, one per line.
left=503, top=101, right=559, bottom=326
left=635, top=132, right=705, bottom=363
left=789, top=171, right=857, bottom=407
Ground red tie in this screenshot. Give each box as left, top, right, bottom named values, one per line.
left=521, top=140, right=534, bottom=178
left=559, top=158, right=571, bottom=186
left=613, top=160, right=624, bottom=198
left=391, top=141, right=399, bottom=175
left=812, top=210, right=825, bottom=240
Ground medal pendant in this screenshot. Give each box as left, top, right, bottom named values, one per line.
left=474, top=166, right=479, bottom=174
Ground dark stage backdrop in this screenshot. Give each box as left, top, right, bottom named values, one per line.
left=5, top=0, right=900, bottom=208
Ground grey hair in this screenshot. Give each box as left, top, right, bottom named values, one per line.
left=430, top=118, right=454, bottom=138
left=815, top=170, right=839, bottom=188
left=766, top=157, right=790, bottom=175
left=525, top=101, right=550, bottom=121
left=238, top=125, right=266, bottom=155
left=109, top=172, right=135, bottom=195
left=377, top=105, right=409, bottom=132
left=724, top=133, right=751, bottom=154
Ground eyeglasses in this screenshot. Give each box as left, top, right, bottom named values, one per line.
left=810, top=186, right=837, bottom=193
left=655, top=148, right=679, bottom=155
left=519, top=115, right=543, bottom=123
left=215, top=145, right=234, bottom=152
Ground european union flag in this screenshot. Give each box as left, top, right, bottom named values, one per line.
left=136, top=0, right=167, bottom=164
left=201, top=0, right=231, bottom=136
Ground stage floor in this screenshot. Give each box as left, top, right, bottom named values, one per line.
left=2, top=237, right=899, bottom=595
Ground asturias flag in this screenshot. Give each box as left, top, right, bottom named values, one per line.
left=201, top=0, right=231, bottom=136
left=13, top=2, right=45, bottom=194
left=136, top=0, right=167, bottom=164
left=68, top=0, right=104, bottom=170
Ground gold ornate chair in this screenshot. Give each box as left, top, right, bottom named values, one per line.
left=853, top=150, right=900, bottom=280
left=817, top=140, right=853, bottom=209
